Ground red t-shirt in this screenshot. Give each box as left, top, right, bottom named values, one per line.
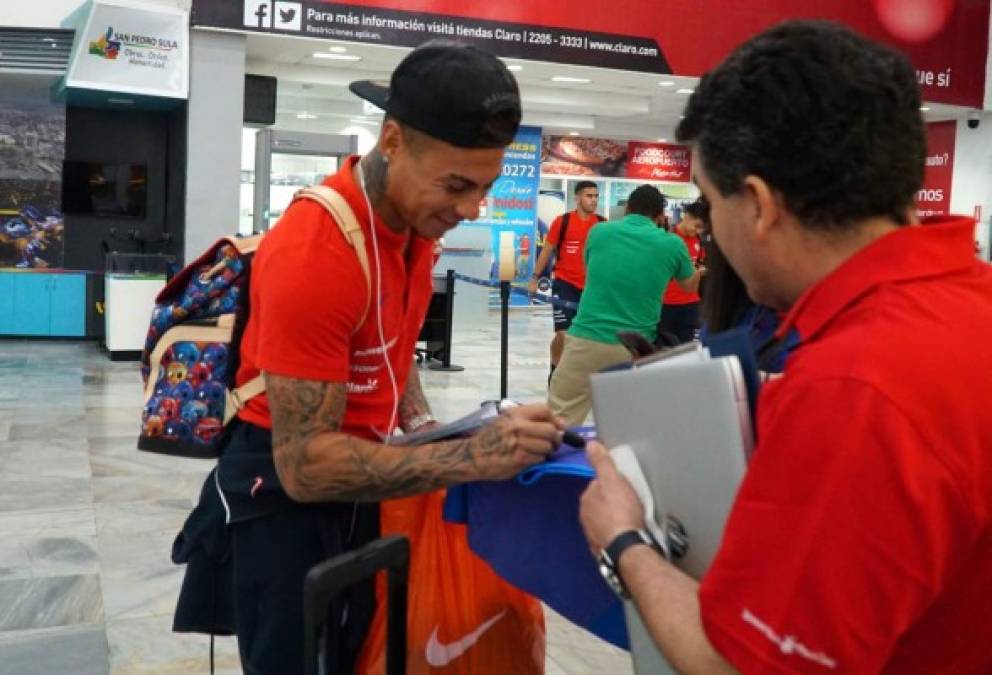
left=547, top=210, right=601, bottom=289
left=699, top=217, right=992, bottom=674
left=662, top=229, right=704, bottom=305
left=236, top=156, right=435, bottom=439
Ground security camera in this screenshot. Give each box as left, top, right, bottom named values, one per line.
left=968, top=110, right=981, bottom=129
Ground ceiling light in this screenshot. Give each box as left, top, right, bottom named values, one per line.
left=920, top=106, right=931, bottom=111
left=328, top=45, right=348, bottom=53
left=658, top=81, right=675, bottom=87
left=296, top=112, right=317, bottom=120
left=657, top=138, right=667, bottom=143
left=569, top=131, right=581, bottom=136
left=552, top=76, right=591, bottom=84
left=312, top=52, right=362, bottom=61
left=507, top=65, right=523, bottom=72
left=676, top=88, right=694, bottom=95
left=349, top=118, right=380, bottom=126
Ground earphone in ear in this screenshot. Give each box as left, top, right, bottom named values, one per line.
left=357, top=160, right=400, bottom=440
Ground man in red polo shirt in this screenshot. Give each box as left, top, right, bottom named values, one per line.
left=659, top=199, right=708, bottom=344
left=579, top=21, right=992, bottom=674
left=206, top=42, right=562, bottom=675
left=529, top=181, right=604, bottom=379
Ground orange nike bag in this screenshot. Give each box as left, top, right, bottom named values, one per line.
left=356, top=491, right=545, bottom=674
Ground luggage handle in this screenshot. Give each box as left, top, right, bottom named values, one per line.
left=304, top=535, right=410, bottom=675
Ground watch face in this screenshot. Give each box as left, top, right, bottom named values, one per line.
left=599, top=561, right=626, bottom=598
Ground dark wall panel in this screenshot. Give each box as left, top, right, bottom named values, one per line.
left=64, top=106, right=183, bottom=272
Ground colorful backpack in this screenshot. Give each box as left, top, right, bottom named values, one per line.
left=137, top=186, right=371, bottom=458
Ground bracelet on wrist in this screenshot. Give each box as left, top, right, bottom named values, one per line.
left=406, top=413, right=437, bottom=432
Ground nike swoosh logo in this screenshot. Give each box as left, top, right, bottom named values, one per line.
left=424, top=610, right=507, bottom=667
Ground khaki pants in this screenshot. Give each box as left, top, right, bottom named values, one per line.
left=549, top=334, right=632, bottom=426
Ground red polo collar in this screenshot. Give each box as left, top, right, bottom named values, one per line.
left=776, top=216, right=977, bottom=343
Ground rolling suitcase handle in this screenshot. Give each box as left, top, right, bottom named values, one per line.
left=304, top=535, right=411, bottom=675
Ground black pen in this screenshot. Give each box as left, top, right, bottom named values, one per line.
left=497, top=400, right=586, bottom=449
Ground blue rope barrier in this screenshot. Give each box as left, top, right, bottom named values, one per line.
left=451, top=273, right=581, bottom=311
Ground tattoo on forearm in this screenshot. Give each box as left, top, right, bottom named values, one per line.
left=267, top=372, right=515, bottom=503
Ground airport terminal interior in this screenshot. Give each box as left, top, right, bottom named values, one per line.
left=2, top=0, right=992, bottom=673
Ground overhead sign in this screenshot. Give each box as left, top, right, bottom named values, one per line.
left=918, top=120, right=957, bottom=218
left=626, top=142, right=692, bottom=182
left=541, top=135, right=692, bottom=183
left=191, top=0, right=990, bottom=107
left=65, top=0, right=189, bottom=99
left=201, top=0, right=667, bottom=73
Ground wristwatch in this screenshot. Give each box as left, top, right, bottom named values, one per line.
left=598, top=529, right=659, bottom=599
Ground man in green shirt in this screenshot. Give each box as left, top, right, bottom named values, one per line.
left=549, top=184, right=702, bottom=425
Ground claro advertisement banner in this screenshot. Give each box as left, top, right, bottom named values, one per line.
left=66, top=0, right=189, bottom=99
left=918, top=120, right=957, bottom=217
left=193, top=0, right=990, bottom=107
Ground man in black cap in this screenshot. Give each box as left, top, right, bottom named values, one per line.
left=208, top=41, right=561, bottom=674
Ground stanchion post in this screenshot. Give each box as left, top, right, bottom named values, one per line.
left=500, top=280, right=510, bottom=400
left=428, top=268, right=464, bottom=372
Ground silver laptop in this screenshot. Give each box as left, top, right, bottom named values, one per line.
left=590, top=355, right=753, bottom=674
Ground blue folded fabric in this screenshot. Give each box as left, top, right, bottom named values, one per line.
left=517, top=440, right=596, bottom=485
left=443, top=426, right=628, bottom=648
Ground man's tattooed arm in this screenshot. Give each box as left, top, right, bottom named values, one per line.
left=266, top=372, right=562, bottom=503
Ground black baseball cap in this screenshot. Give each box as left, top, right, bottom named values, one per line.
left=349, top=40, right=522, bottom=149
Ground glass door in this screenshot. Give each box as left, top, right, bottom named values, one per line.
left=248, top=129, right=358, bottom=234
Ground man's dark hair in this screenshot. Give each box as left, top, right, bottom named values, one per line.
left=676, top=20, right=925, bottom=229
left=574, top=180, right=598, bottom=195
left=682, top=199, right=710, bottom=225
left=626, top=185, right=667, bottom=220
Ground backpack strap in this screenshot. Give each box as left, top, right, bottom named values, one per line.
left=224, top=373, right=267, bottom=425
left=293, top=185, right=372, bottom=331
left=223, top=187, right=373, bottom=423
left=558, top=212, right=571, bottom=249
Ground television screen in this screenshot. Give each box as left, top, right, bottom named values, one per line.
left=61, top=161, right=147, bottom=218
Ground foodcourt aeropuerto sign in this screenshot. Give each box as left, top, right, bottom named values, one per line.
left=64, top=0, right=189, bottom=99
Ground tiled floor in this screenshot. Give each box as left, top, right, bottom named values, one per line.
left=0, top=308, right=632, bottom=674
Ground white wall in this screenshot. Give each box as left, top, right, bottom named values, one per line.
left=5, top=0, right=190, bottom=28
left=949, top=113, right=992, bottom=259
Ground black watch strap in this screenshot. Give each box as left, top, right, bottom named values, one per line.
left=599, top=529, right=656, bottom=599
left=604, top=529, right=653, bottom=569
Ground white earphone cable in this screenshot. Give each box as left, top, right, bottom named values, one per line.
left=358, top=161, right=400, bottom=442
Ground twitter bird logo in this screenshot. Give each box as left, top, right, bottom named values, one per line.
left=274, top=2, right=302, bottom=30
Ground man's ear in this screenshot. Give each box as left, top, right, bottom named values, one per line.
left=741, top=175, right=782, bottom=242
left=378, top=119, right=403, bottom=163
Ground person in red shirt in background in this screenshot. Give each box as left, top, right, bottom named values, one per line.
left=580, top=20, right=992, bottom=674
left=529, top=181, right=604, bottom=379
left=659, top=199, right=708, bottom=344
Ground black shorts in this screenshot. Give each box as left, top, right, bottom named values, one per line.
left=658, top=302, right=701, bottom=345
left=552, top=279, right=582, bottom=332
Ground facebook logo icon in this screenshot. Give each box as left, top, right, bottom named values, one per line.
left=243, top=1, right=272, bottom=29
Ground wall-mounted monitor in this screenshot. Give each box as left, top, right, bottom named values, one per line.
left=244, top=74, right=277, bottom=126
left=61, top=161, right=147, bottom=218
